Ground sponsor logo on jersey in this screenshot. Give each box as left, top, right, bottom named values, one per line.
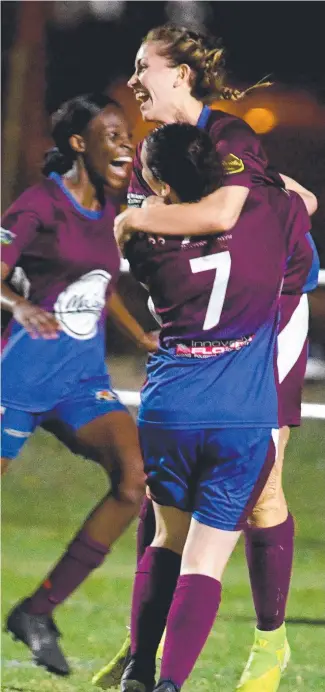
left=127, top=192, right=147, bottom=208
left=180, top=238, right=208, bottom=249
left=95, top=389, right=117, bottom=402
left=4, top=428, right=32, bottom=438
left=1, top=227, right=16, bottom=245
left=175, top=336, right=254, bottom=358
left=222, top=153, right=245, bottom=175
left=54, top=270, right=111, bottom=340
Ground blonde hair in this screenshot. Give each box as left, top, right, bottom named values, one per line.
left=144, top=24, right=272, bottom=103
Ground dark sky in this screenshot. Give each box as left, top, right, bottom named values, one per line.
left=2, top=1, right=324, bottom=112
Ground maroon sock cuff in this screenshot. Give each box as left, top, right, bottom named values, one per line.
left=138, top=546, right=181, bottom=574
left=245, top=513, right=294, bottom=546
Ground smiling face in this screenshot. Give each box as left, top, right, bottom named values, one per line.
left=81, top=105, right=133, bottom=191
left=128, top=41, right=188, bottom=124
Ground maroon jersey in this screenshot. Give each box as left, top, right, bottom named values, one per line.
left=125, top=187, right=310, bottom=345
left=1, top=173, right=120, bottom=340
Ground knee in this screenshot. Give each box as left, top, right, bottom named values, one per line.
left=152, top=531, right=186, bottom=555
left=152, top=513, right=188, bottom=555
left=248, top=487, right=288, bottom=528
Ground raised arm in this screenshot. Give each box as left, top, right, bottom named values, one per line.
left=115, top=116, right=284, bottom=244
left=280, top=174, right=318, bottom=216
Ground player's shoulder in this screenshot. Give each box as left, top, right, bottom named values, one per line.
left=2, top=178, right=56, bottom=219
left=207, top=109, right=257, bottom=139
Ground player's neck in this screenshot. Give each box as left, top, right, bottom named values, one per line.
left=62, top=165, right=102, bottom=212
left=161, top=96, right=203, bottom=126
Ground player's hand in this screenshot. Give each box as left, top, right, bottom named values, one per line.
left=12, top=300, right=60, bottom=339
left=138, top=331, right=160, bottom=353
left=114, top=208, right=140, bottom=250
left=141, top=195, right=166, bottom=209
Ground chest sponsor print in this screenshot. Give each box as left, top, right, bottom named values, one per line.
left=54, top=269, right=111, bottom=340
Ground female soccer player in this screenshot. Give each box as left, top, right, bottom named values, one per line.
left=94, top=25, right=318, bottom=692
left=1, top=93, right=157, bottom=676
left=117, top=123, right=315, bottom=692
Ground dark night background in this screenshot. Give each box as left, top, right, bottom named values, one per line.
left=1, top=1, right=325, bottom=353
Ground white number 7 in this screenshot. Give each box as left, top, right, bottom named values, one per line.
left=190, top=251, right=231, bottom=330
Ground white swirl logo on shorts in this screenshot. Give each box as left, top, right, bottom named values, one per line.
left=54, top=270, right=111, bottom=340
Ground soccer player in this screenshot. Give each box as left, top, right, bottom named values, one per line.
left=116, top=123, right=316, bottom=692
left=1, top=93, right=157, bottom=676
left=93, top=25, right=318, bottom=692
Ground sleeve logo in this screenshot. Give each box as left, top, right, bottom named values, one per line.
left=222, top=153, right=245, bottom=175
left=1, top=227, right=16, bottom=245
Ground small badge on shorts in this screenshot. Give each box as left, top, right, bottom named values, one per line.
left=95, top=389, right=117, bottom=402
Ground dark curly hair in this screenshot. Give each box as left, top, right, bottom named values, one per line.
left=145, top=123, right=224, bottom=202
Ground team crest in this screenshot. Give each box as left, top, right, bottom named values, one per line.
left=222, top=153, right=245, bottom=175
left=1, top=227, right=16, bottom=245
left=95, top=389, right=117, bottom=402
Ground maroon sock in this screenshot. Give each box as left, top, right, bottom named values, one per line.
left=245, top=513, right=294, bottom=631
left=136, top=497, right=156, bottom=567
left=26, top=530, right=109, bottom=616
left=130, top=546, right=181, bottom=681
left=160, top=574, right=222, bottom=688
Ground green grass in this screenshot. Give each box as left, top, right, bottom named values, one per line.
left=2, top=422, right=325, bottom=691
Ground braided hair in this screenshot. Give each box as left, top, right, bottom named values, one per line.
left=144, top=24, right=272, bottom=103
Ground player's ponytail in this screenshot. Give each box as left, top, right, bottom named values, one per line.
left=42, top=146, right=75, bottom=176
left=42, top=93, right=121, bottom=177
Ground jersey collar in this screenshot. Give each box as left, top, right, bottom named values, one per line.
left=49, top=172, right=104, bottom=220
left=196, top=105, right=211, bottom=130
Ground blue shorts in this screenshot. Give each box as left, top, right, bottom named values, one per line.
left=1, top=375, right=126, bottom=460
left=140, top=426, right=278, bottom=531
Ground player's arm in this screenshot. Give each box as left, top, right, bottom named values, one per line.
left=115, top=119, right=274, bottom=243
left=1, top=200, right=60, bottom=338
left=280, top=174, right=318, bottom=216
left=107, top=291, right=158, bottom=352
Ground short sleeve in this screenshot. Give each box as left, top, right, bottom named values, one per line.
left=282, top=191, right=317, bottom=294
left=127, top=142, right=153, bottom=208
left=210, top=117, right=282, bottom=189
left=1, top=188, right=43, bottom=268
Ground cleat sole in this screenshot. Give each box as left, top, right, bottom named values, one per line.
left=122, top=683, right=149, bottom=692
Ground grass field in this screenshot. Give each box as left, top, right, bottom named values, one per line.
left=2, top=420, right=325, bottom=692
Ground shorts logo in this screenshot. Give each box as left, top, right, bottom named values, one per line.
left=1, top=227, right=16, bottom=245
left=4, top=428, right=31, bottom=438
left=95, top=389, right=117, bottom=402
left=222, top=153, right=245, bottom=175
left=54, top=270, right=111, bottom=340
